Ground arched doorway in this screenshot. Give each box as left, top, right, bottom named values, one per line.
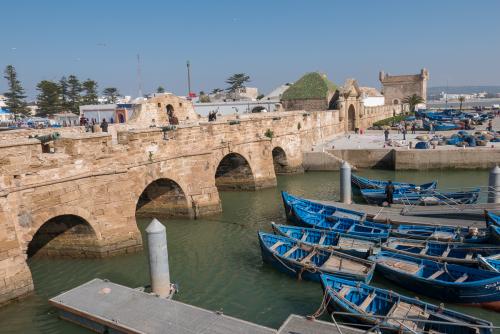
left=166, top=104, right=178, bottom=125
left=215, top=153, right=255, bottom=190
left=347, top=105, right=356, bottom=131
left=272, top=147, right=289, bottom=174
left=28, top=215, right=98, bottom=258
left=136, top=178, right=191, bottom=218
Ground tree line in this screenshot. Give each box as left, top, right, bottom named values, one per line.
left=2, top=65, right=121, bottom=117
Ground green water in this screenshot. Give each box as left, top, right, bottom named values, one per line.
left=0, top=170, right=497, bottom=333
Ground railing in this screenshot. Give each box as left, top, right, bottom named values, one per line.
left=399, top=185, right=500, bottom=216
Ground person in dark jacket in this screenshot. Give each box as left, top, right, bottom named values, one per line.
left=100, top=119, right=108, bottom=132
left=385, top=180, right=395, bottom=207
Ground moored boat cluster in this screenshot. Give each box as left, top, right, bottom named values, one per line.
left=258, top=190, right=500, bottom=333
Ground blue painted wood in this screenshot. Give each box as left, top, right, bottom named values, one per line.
left=271, top=223, right=381, bottom=259
left=320, top=274, right=493, bottom=334
left=281, top=191, right=365, bottom=223
left=382, top=238, right=500, bottom=266
left=351, top=173, right=437, bottom=191
left=360, top=188, right=480, bottom=205
left=370, top=251, right=500, bottom=310
left=291, top=205, right=390, bottom=240
left=258, top=232, right=375, bottom=283
left=391, top=224, right=490, bottom=244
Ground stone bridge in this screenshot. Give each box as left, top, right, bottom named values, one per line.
left=0, top=95, right=398, bottom=305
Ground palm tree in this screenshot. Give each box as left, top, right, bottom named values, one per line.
left=458, top=95, right=465, bottom=111
left=402, top=94, right=424, bottom=113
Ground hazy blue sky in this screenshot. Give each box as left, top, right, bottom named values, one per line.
left=1, top=0, right=499, bottom=99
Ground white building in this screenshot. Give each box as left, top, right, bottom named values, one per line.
left=0, top=95, right=7, bottom=108
left=261, top=84, right=292, bottom=101
left=359, top=87, right=385, bottom=107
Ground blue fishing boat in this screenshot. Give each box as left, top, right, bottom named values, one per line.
left=485, top=210, right=500, bottom=225
left=484, top=211, right=500, bottom=244
left=292, top=205, right=390, bottom=240
left=271, top=223, right=380, bottom=258
left=320, top=274, right=493, bottom=334
left=351, top=174, right=437, bottom=191
left=360, top=188, right=480, bottom=205
left=370, top=251, right=500, bottom=311
left=281, top=191, right=365, bottom=222
left=478, top=255, right=500, bottom=272
left=258, top=232, right=375, bottom=283
left=382, top=238, right=500, bottom=265
left=391, top=224, right=490, bottom=243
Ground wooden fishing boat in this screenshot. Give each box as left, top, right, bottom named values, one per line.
left=258, top=232, right=375, bottom=283
left=271, top=223, right=381, bottom=258
left=485, top=210, right=500, bottom=226
left=478, top=254, right=500, bottom=273
left=281, top=191, right=364, bottom=223
left=485, top=211, right=500, bottom=244
left=391, top=224, right=490, bottom=244
left=351, top=173, right=437, bottom=191
left=489, top=225, right=500, bottom=244
left=382, top=238, right=500, bottom=266
left=360, top=188, right=480, bottom=206
left=292, top=204, right=390, bottom=240
left=370, top=251, right=500, bottom=311
left=320, top=274, right=493, bottom=334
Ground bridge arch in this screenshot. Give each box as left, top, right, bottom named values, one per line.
left=136, top=177, right=192, bottom=218
left=28, top=213, right=100, bottom=258
left=272, top=147, right=289, bottom=174
left=214, top=152, right=256, bottom=190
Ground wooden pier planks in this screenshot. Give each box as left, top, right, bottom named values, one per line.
left=49, top=278, right=274, bottom=334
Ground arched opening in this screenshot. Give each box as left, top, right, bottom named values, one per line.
left=28, top=215, right=98, bottom=258
left=136, top=178, right=191, bottom=218
left=347, top=104, right=356, bottom=131
left=272, top=147, right=289, bottom=174
left=215, top=153, right=255, bottom=190
left=166, top=104, right=178, bottom=125
left=251, top=106, right=267, bottom=113
left=393, top=99, right=399, bottom=105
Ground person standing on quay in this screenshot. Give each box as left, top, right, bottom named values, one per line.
left=100, top=119, right=108, bottom=132
left=411, top=122, right=416, bottom=134
left=385, top=180, right=395, bottom=207
left=384, top=128, right=389, bottom=142
left=402, top=127, right=407, bottom=141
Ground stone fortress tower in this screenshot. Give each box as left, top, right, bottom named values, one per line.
left=379, top=69, right=429, bottom=105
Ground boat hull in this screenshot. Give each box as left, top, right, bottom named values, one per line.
left=320, top=274, right=494, bottom=334
left=372, top=252, right=500, bottom=309
left=259, top=232, right=374, bottom=283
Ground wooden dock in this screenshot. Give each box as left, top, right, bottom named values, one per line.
left=50, top=278, right=364, bottom=334
left=316, top=200, right=493, bottom=227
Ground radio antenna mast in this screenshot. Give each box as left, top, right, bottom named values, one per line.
left=137, top=54, right=143, bottom=98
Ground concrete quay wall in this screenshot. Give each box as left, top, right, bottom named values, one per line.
left=395, top=148, right=500, bottom=170
left=309, top=148, right=500, bottom=170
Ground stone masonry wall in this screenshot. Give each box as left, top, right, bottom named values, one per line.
left=0, top=106, right=391, bottom=306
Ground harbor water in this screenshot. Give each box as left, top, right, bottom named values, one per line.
left=0, top=170, right=497, bottom=333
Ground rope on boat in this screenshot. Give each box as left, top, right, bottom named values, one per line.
left=271, top=253, right=296, bottom=274
left=308, top=287, right=331, bottom=319
left=330, top=311, right=499, bottom=329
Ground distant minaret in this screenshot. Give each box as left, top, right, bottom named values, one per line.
left=137, top=54, right=143, bottom=98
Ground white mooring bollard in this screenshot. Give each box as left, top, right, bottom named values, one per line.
left=146, top=218, right=171, bottom=298
left=340, top=161, right=352, bottom=204
left=488, top=165, right=500, bottom=204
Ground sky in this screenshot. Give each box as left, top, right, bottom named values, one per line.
left=1, top=0, right=500, bottom=100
